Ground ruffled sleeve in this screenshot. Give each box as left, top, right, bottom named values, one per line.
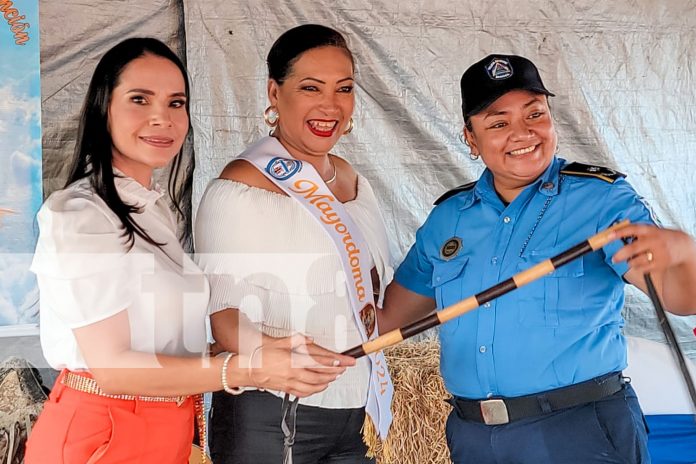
left=30, top=185, right=135, bottom=328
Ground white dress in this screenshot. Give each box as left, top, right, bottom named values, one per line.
left=195, top=174, right=394, bottom=409
left=31, top=174, right=210, bottom=371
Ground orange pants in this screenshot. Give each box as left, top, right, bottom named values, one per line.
left=25, top=370, right=194, bottom=463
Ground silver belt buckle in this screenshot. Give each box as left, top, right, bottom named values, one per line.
left=480, top=399, right=509, bottom=425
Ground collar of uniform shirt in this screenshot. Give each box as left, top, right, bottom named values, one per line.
left=458, top=157, right=563, bottom=211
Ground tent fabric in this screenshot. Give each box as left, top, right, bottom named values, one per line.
left=36, top=0, right=696, bottom=354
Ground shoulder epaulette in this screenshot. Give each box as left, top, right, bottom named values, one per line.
left=434, top=181, right=476, bottom=205
left=560, top=162, right=626, bottom=184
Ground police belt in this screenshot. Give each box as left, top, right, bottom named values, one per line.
left=447, top=372, right=625, bottom=425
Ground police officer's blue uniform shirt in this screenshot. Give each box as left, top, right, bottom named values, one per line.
left=395, top=156, right=657, bottom=399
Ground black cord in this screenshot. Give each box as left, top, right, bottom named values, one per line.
left=281, top=394, right=299, bottom=464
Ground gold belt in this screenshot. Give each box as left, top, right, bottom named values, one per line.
left=61, top=371, right=188, bottom=406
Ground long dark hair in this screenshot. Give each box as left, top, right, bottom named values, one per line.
left=267, top=24, right=354, bottom=83
left=65, top=37, right=192, bottom=248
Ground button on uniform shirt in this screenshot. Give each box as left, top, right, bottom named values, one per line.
left=395, top=157, right=656, bottom=399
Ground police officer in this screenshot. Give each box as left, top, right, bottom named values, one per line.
left=378, top=54, right=696, bottom=463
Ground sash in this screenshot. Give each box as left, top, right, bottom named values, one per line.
left=239, top=136, right=393, bottom=438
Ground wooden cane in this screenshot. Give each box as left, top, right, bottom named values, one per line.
left=343, top=219, right=631, bottom=358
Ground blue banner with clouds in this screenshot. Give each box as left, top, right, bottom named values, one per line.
left=0, top=0, right=41, bottom=328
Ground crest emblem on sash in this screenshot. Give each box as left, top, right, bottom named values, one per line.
left=440, top=237, right=462, bottom=260
left=266, top=157, right=301, bottom=180
left=360, top=303, right=376, bottom=338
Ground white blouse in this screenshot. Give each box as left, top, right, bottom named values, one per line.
left=194, top=175, right=394, bottom=409
left=31, top=174, right=210, bottom=371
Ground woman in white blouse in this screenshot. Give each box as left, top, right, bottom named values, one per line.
left=25, top=37, right=352, bottom=464
left=195, top=25, right=393, bottom=464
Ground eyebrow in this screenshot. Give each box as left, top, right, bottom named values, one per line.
left=298, top=77, right=354, bottom=84
left=126, top=88, right=187, bottom=98
left=483, top=97, right=544, bottom=119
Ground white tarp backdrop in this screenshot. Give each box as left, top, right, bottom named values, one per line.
left=183, top=0, right=696, bottom=356
left=32, top=0, right=696, bottom=358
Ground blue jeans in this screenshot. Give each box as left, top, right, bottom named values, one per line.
left=446, top=384, right=650, bottom=463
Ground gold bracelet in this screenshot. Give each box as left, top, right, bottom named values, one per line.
left=221, top=352, right=245, bottom=395
left=248, top=345, right=266, bottom=391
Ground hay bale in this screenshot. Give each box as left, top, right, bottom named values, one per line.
left=371, top=339, right=452, bottom=464
left=0, top=357, right=49, bottom=464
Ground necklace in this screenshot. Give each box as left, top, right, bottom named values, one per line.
left=518, top=175, right=565, bottom=257
left=324, top=157, right=337, bottom=184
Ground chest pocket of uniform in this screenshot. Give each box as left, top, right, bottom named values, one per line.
left=432, top=257, right=469, bottom=335
left=516, top=247, right=585, bottom=328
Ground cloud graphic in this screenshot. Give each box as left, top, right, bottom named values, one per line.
left=0, top=254, right=39, bottom=325
left=0, top=78, right=42, bottom=326
left=11, top=149, right=40, bottom=180
left=0, top=84, right=40, bottom=126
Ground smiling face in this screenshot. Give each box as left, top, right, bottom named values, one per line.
left=268, top=46, right=354, bottom=159
left=108, top=53, right=189, bottom=185
left=464, top=89, right=557, bottom=200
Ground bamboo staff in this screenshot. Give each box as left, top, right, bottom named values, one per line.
left=282, top=220, right=632, bottom=463
left=343, top=219, right=631, bottom=358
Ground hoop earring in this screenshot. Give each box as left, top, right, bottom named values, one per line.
left=343, top=118, right=354, bottom=135
left=264, top=106, right=279, bottom=127
left=469, top=152, right=480, bottom=161
left=458, top=132, right=467, bottom=145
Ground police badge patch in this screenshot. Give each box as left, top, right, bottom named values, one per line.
left=486, top=58, right=513, bottom=80
left=440, top=237, right=462, bottom=260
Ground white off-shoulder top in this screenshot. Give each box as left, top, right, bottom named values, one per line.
left=194, top=174, right=393, bottom=408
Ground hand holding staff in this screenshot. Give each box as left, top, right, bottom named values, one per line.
left=343, top=220, right=632, bottom=358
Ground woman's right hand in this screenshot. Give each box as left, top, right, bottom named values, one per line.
left=244, top=334, right=355, bottom=398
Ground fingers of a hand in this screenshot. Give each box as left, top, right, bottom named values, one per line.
left=613, top=242, right=642, bottom=263
left=300, top=342, right=335, bottom=356
left=613, top=231, right=656, bottom=264
left=298, top=369, right=342, bottom=385
left=288, top=382, right=330, bottom=398
left=302, top=344, right=356, bottom=366
left=278, top=376, right=333, bottom=397
left=288, top=352, right=344, bottom=369
left=272, top=366, right=341, bottom=387
left=295, top=371, right=340, bottom=388
left=286, top=333, right=313, bottom=350
left=615, top=223, right=656, bottom=240
left=627, top=252, right=654, bottom=274
left=304, top=365, right=346, bottom=376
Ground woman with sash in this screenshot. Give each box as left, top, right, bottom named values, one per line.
left=25, top=37, right=352, bottom=464
left=195, top=24, right=394, bottom=464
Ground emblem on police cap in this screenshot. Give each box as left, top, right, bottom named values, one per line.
left=486, top=58, right=513, bottom=80
left=440, top=237, right=462, bottom=260
left=360, top=303, right=376, bottom=338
